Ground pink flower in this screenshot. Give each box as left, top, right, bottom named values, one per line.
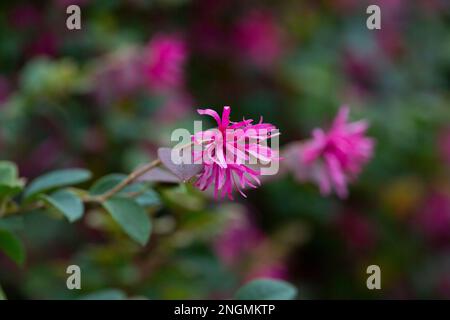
left=143, top=34, right=187, bottom=91
left=301, top=106, right=374, bottom=198
left=192, top=106, right=279, bottom=199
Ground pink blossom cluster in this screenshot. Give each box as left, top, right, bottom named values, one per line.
left=285, top=106, right=374, bottom=199
left=192, top=106, right=279, bottom=199
left=189, top=105, right=374, bottom=200
left=301, top=106, right=374, bottom=198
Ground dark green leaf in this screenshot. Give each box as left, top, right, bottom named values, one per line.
left=41, top=190, right=84, bottom=222
left=103, top=197, right=151, bottom=246
left=235, top=279, right=297, bottom=300
left=0, top=185, right=23, bottom=198
left=0, top=229, right=25, bottom=266
left=24, top=169, right=91, bottom=199
left=0, top=216, right=24, bottom=231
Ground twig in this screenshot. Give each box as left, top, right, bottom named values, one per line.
left=3, top=141, right=196, bottom=215
left=94, top=159, right=162, bottom=202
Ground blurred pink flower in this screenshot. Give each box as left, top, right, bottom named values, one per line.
left=415, top=192, right=450, bottom=244
left=245, top=262, right=289, bottom=282
left=93, top=49, right=144, bottom=105
left=335, top=211, right=377, bottom=253
left=8, top=4, right=42, bottom=29
left=233, top=10, right=284, bottom=68
left=154, top=92, right=193, bottom=124
left=343, top=51, right=377, bottom=94
left=143, top=34, right=187, bottom=91
left=301, top=106, right=374, bottom=198
left=193, top=106, right=279, bottom=199
left=214, top=212, right=264, bottom=266
left=26, top=32, right=58, bottom=58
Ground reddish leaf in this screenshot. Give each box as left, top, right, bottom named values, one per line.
left=157, top=147, right=203, bottom=182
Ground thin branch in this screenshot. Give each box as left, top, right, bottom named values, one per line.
left=96, top=142, right=193, bottom=202
left=94, top=159, right=162, bottom=202
left=3, top=141, right=196, bottom=215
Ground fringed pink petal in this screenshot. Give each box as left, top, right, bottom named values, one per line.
left=198, top=108, right=222, bottom=126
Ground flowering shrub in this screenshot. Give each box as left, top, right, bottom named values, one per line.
left=0, top=0, right=449, bottom=300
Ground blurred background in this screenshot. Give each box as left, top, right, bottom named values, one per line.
left=0, top=0, right=450, bottom=299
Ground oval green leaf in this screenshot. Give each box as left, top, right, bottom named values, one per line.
left=103, top=197, right=151, bottom=246
left=41, top=190, right=84, bottom=222
left=235, top=279, right=297, bottom=300
left=24, top=168, right=91, bottom=199
left=0, top=229, right=25, bottom=266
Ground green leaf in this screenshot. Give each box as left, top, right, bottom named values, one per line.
left=89, top=174, right=127, bottom=196
left=79, top=289, right=126, bottom=300
left=24, top=168, right=91, bottom=199
left=0, top=229, right=25, bottom=266
left=234, top=279, right=297, bottom=300
left=134, top=189, right=160, bottom=207
left=0, top=161, right=19, bottom=186
left=0, top=283, right=6, bottom=300
left=41, top=190, right=84, bottom=222
left=0, top=216, right=24, bottom=231
left=0, top=185, right=23, bottom=199
left=103, top=197, right=151, bottom=246
left=0, top=161, right=24, bottom=198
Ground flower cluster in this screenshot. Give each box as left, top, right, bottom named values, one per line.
left=300, top=106, right=374, bottom=198
left=143, top=34, right=187, bottom=91
left=192, top=106, right=279, bottom=199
